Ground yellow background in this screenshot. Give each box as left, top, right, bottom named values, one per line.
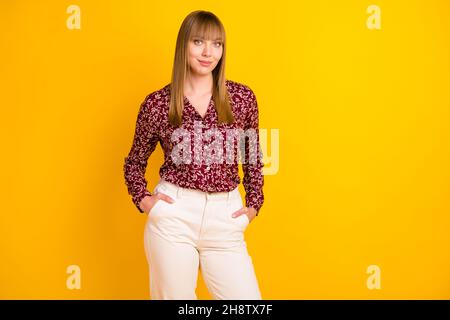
left=1, top=0, right=449, bottom=299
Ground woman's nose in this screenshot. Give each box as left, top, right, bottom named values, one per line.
left=202, top=43, right=212, bottom=55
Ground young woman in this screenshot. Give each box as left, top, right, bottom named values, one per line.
left=123, top=10, right=264, bottom=300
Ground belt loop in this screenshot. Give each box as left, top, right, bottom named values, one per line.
left=227, top=191, right=230, bottom=202
left=177, top=186, right=182, bottom=199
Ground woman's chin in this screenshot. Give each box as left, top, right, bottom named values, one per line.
left=191, top=67, right=213, bottom=75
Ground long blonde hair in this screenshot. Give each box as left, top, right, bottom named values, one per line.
left=169, top=10, right=234, bottom=127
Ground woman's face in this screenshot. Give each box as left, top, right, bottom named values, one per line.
left=187, top=36, right=223, bottom=76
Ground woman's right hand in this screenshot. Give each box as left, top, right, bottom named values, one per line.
left=139, top=192, right=176, bottom=215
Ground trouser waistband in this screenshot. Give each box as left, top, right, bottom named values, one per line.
left=155, top=179, right=241, bottom=201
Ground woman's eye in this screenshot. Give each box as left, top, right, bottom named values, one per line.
left=193, top=39, right=221, bottom=47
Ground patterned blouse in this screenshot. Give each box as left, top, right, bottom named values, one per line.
left=123, top=79, right=264, bottom=215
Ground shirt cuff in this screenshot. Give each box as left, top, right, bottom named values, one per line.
left=246, top=198, right=263, bottom=216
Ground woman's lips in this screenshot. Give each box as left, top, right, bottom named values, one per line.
left=198, top=59, right=212, bottom=66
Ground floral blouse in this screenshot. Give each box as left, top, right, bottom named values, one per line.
left=123, top=79, right=264, bottom=215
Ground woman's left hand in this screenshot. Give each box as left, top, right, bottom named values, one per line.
left=232, top=206, right=257, bottom=223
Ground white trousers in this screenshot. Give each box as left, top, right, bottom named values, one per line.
left=143, top=179, right=262, bottom=300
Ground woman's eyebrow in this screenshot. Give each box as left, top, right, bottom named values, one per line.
left=193, top=36, right=223, bottom=41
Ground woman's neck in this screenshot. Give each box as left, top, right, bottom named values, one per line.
left=184, top=73, right=213, bottom=96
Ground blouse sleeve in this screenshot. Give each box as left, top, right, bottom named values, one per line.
left=123, top=94, right=160, bottom=213
left=242, top=87, right=265, bottom=216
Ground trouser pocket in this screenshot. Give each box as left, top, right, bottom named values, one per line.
left=227, top=196, right=249, bottom=230
left=148, top=182, right=176, bottom=220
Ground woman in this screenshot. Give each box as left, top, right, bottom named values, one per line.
left=123, top=10, right=264, bottom=300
